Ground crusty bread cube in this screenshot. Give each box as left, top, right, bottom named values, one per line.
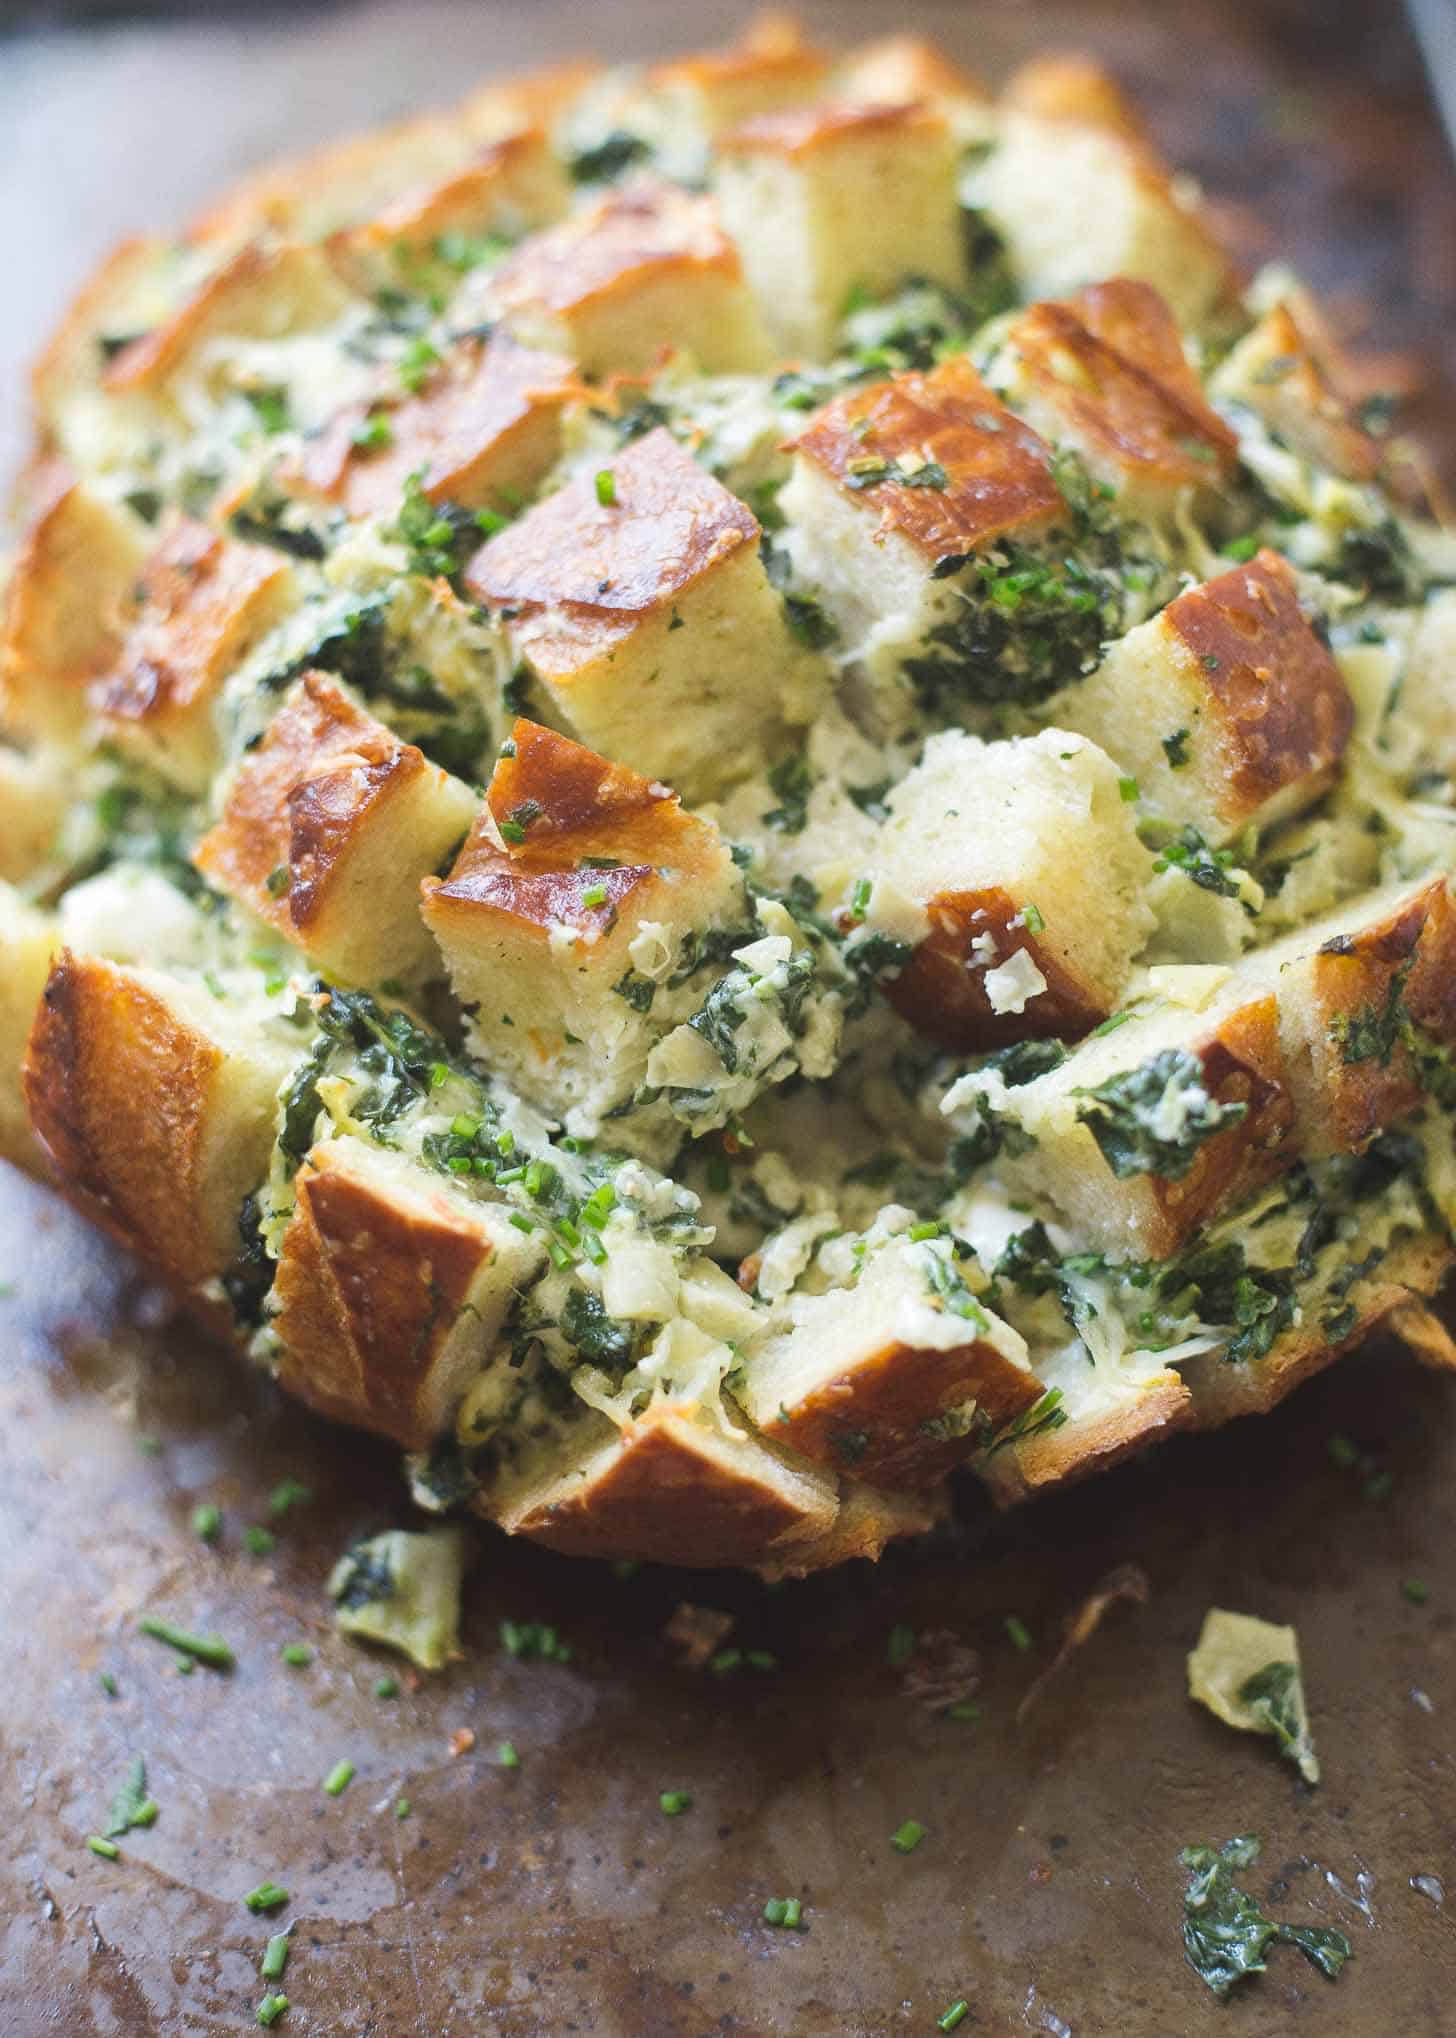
left=23, top=950, right=296, bottom=1285
left=779, top=356, right=1064, bottom=704
left=269, top=1134, right=545, bottom=1449
left=327, top=127, right=570, bottom=289
left=0, top=885, right=59, bottom=1172
left=289, top=332, right=577, bottom=522
left=1001, top=52, right=1154, bottom=147
left=978, top=1371, right=1192, bottom=1505
left=101, top=242, right=355, bottom=399
left=0, top=746, right=70, bottom=884
left=646, top=13, right=829, bottom=137
left=422, top=718, right=746, bottom=1129
left=484, top=1399, right=841, bottom=1568
left=754, top=1478, right=945, bottom=1580
left=1049, top=550, right=1354, bottom=844
left=28, top=236, right=180, bottom=464
left=195, top=671, right=476, bottom=987
left=984, top=980, right=1297, bottom=1260
left=989, top=279, right=1238, bottom=520
left=464, top=427, right=825, bottom=797
left=736, top=1234, right=1038, bottom=1489
left=874, top=728, right=1156, bottom=1050
left=1242, top=875, right=1456, bottom=1157
left=715, top=101, right=968, bottom=357
left=834, top=33, right=990, bottom=109
left=964, top=113, right=1236, bottom=332
left=92, top=515, right=297, bottom=793
left=0, top=480, right=150, bottom=743
left=480, top=180, right=772, bottom=376
left=1209, top=297, right=1383, bottom=484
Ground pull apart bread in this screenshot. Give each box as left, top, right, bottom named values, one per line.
left=8, top=13, right=1456, bottom=1573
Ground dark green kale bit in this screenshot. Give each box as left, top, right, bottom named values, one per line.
left=1145, top=822, right=1249, bottom=904
left=1076, top=1047, right=1248, bottom=1181
left=559, top=1287, right=638, bottom=1372
left=904, top=542, right=1119, bottom=714
left=1180, top=1836, right=1350, bottom=1997
left=390, top=470, right=499, bottom=580
left=568, top=131, right=651, bottom=184
left=981, top=1387, right=1067, bottom=1457
left=762, top=754, right=815, bottom=834
left=1328, top=957, right=1411, bottom=1067
left=1237, top=1660, right=1319, bottom=1782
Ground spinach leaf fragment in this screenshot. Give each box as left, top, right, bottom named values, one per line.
left=1180, top=1836, right=1350, bottom=1997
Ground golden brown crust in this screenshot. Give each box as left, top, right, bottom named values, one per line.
left=463, top=424, right=759, bottom=666
left=835, top=34, right=990, bottom=107
left=28, top=234, right=171, bottom=426
left=765, top=1326, right=1042, bottom=1490
left=102, top=242, right=351, bottom=395
left=92, top=515, right=294, bottom=789
left=329, top=127, right=566, bottom=274
left=1224, top=300, right=1383, bottom=484
left=791, top=356, right=1063, bottom=564
left=980, top=1375, right=1193, bottom=1506
left=883, top=884, right=1107, bottom=1052
left=648, top=13, right=828, bottom=116
left=1160, top=550, right=1354, bottom=824
left=494, top=1404, right=839, bottom=1566
left=270, top=1140, right=527, bottom=1449
left=718, top=98, right=947, bottom=159
left=756, top=1479, right=947, bottom=1580
left=487, top=181, right=744, bottom=320
left=290, top=333, right=578, bottom=519
left=1002, top=52, right=1154, bottom=147
left=22, top=950, right=276, bottom=1286
left=423, top=716, right=726, bottom=944
left=0, top=481, right=148, bottom=742
left=1005, top=278, right=1238, bottom=491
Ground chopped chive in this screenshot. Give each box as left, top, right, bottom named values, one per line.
left=260, top=1927, right=292, bottom=1981
left=498, top=817, right=526, bottom=844
left=887, top=1623, right=915, bottom=1668
left=87, top=1836, right=120, bottom=1860
left=256, top=1996, right=290, bottom=2028
left=264, top=864, right=289, bottom=898
left=267, top=1480, right=312, bottom=1519
left=763, top=1896, right=804, bottom=1929
left=373, top=1676, right=400, bottom=1699
left=139, top=1618, right=234, bottom=1670
left=136, top=1434, right=163, bottom=1457
left=1403, top=1578, right=1431, bottom=1605
left=395, top=1798, right=412, bottom=1819
left=99, top=1671, right=118, bottom=1698
left=1118, top=775, right=1140, bottom=803
left=1091, top=1009, right=1133, bottom=1037
left=1021, top=902, right=1045, bottom=934
left=890, top=1819, right=926, bottom=1853
left=351, top=412, right=393, bottom=451
left=508, top=1212, right=535, bottom=1233
left=243, top=1526, right=275, bottom=1558
left=281, top=1644, right=313, bottom=1668
left=908, top=1220, right=942, bottom=1242
left=745, top=1649, right=778, bottom=1672
left=581, top=882, right=609, bottom=908
left=937, top=2001, right=970, bottom=2032
left=1005, top=1615, right=1033, bottom=1653
left=498, top=1741, right=520, bottom=1769
left=1365, top=1469, right=1394, bottom=1502
left=850, top=875, right=873, bottom=919
left=1328, top=1433, right=1360, bottom=1469
left=709, top=1647, right=743, bottom=1676
left=946, top=1700, right=983, bottom=1722
left=244, top=1881, right=290, bottom=1914
left=594, top=468, right=617, bottom=506
left=192, top=1502, right=222, bottom=1544
left=323, top=1759, right=355, bottom=1797
left=659, top=1790, right=692, bottom=1816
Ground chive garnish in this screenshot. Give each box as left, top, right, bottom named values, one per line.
left=281, top=1643, right=313, bottom=1668
left=1005, top=1615, right=1033, bottom=1653
left=244, top=1526, right=275, bottom=1558
left=192, top=1502, right=222, bottom=1544
left=395, top=1798, right=412, bottom=1819
left=373, top=1676, right=400, bottom=1699
left=937, top=2001, right=970, bottom=2032
left=139, top=1618, right=234, bottom=1669
left=260, top=1927, right=292, bottom=1981
left=256, top=1995, right=290, bottom=2028
left=659, top=1790, right=692, bottom=1816
left=595, top=469, right=617, bottom=506
left=763, top=1897, right=805, bottom=1929
left=322, top=1759, right=355, bottom=1797
left=87, top=1836, right=120, bottom=1860
left=267, top=1480, right=312, bottom=1519
left=244, top=1881, right=290, bottom=1913
left=498, top=1742, right=520, bottom=1769
left=890, top=1819, right=925, bottom=1854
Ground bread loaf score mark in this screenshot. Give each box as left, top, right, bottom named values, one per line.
left=9, top=18, right=1456, bottom=1572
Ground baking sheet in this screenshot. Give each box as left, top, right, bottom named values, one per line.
left=3, top=5, right=1455, bottom=2031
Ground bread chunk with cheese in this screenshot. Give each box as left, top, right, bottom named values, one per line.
left=978, top=1371, right=1192, bottom=1506
left=0, top=886, right=59, bottom=1171
left=1209, top=297, right=1384, bottom=484
left=1049, top=550, right=1355, bottom=843
left=647, top=15, right=829, bottom=137
left=964, top=113, right=1236, bottom=332
left=195, top=671, right=476, bottom=988
left=975, top=979, right=1297, bottom=1259
left=480, top=180, right=772, bottom=376
left=736, top=1233, right=1038, bottom=1488
left=23, top=951, right=297, bottom=1285
left=422, top=718, right=746, bottom=1129
left=1, top=481, right=150, bottom=743
left=715, top=102, right=968, bottom=357
left=465, top=427, right=825, bottom=797
left=484, top=1399, right=842, bottom=1567
left=988, top=279, right=1238, bottom=521
left=874, top=728, right=1156, bottom=1050
left=779, top=356, right=1065, bottom=711
left=91, top=515, right=297, bottom=793
left=270, top=1134, right=545, bottom=1449
left=289, top=333, right=578, bottom=521
left=1242, top=875, right=1456, bottom=1156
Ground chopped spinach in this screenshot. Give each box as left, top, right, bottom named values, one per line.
left=568, top=131, right=651, bottom=185
left=1076, top=1047, right=1248, bottom=1181
left=559, top=1286, right=637, bottom=1371
left=1180, top=1836, right=1350, bottom=1997
left=1237, top=1660, right=1319, bottom=1782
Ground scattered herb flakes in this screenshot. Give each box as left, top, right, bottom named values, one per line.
left=1180, top=1835, right=1350, bottom=1996
left=256, top=1994, right=290, bottom=2028
left=762, top=1897, right=806, bottom=1930
left=99, top=1671, right=119, bottom=1699
left=937, top=2001, right=970, bottom=2032
left=1403, top=1578, right=1431, bottom=1605
left=139, top=1617, right=234, bottom=1670
left=244, top=1525, right=276, bottom=1559
left=191, top=1502, right=222, bottom=1544
left=268, top=1480, right=313, bottom=1520
left=1327, top=1433, right=1360, bottom=1469
left=87, top=1836, right=120, bottom=1860
left=374, top=1675, right=401, bottom=1699
left=1187, top=1609, right=1319, bottom=1784
left=887, top=1623, right=916, bottom=1669
left=498, top=1742, right=521, bottom=1770
left=323, top=1759, right=355, bottom=1797
left=244, top=1882, right=290, bottom=1914
left=281, top=1643, right=313, bottom=1668
left=260, top=1927, right=293, bottom=1981
left=659, top=1790, right=693, bottom=1816
left=594, top=468, right=617, bottom=507
left=395, top=1798, right=412, bottom=1820
left=104, top=1756, right=158, bottom=1838
left=890, top=1819, right=926, bottom=1854
left=500, top=1618, right=573, bottom=1664
left=1004, top=1615, right=1033, bottom=1654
